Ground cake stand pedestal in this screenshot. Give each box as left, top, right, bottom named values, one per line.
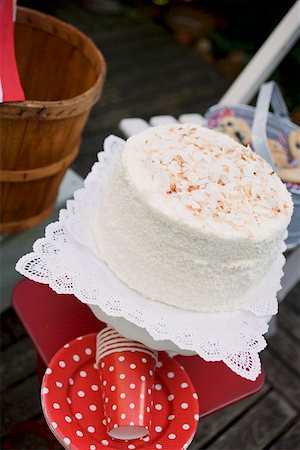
left=12, top=278, right=265, bottom=418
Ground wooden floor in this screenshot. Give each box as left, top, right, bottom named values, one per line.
left=1, top=2, right=300, bottom=448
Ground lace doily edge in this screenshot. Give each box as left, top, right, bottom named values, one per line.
left=16, top=250, right=267, bottom=381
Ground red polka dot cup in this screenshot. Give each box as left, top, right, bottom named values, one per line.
left=96, top=327, right=158, bottom=440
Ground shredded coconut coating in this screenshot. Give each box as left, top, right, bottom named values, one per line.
left=94, top=125, right=293, bottom=312
left=124, top=124, right=292, bottom=239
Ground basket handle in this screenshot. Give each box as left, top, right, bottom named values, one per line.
left=251, top=81, right=290, bottom=170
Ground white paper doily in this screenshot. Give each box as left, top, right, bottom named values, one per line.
left=16, top=135, right=286, bottom=381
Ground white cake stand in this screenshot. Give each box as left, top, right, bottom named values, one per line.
left=88, top=304, right=196, bottom=355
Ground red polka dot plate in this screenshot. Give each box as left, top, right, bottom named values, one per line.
left=41, top=333, right=199, bottom=449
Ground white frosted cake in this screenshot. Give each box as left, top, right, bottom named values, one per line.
left=94, top=125, right=293, bottom=312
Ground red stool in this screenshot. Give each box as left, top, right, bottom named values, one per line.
left=12, top=278, right=265, bottom=419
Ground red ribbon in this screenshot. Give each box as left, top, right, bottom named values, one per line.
left=0, top=0, right=25, bottom=102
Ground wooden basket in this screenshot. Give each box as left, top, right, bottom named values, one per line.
left=0, top=7, right=106, bottom=233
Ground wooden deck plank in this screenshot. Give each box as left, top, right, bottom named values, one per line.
left=206, top=391, right=297, bottom=450
left=73, top=131, right=120, bottom=178
left=189, top=384, right=270, bottom=449
left=105, top=45, right=217, bottom=84
left=89, top=52, right=225, bottom=110
left=100, top=39, right=187, bottom=75
left=0, top=330, right=12, bottom=350
left=97, top=29, right=176, bottom=58
left=54, top=2, right=155, bottom=34
left=51, top=1, right=228, bottom=151
left=284, top=282, right=300, bottom=314
left=1, top=375, right=42, bottom=438
left=261, top=350, right=300, bottom=412
left=268, top=328, right=300, bottom=376
left=0, top=337, right=37, bottom=392
left=91, top=63, right=223, bottom=118
left=2, top=423, right=64, bottom=450
left=278, top=299, right=300, bottom=342
left=85, top=80, right=221, bottom=139
left=1, top=306, right=27, bottom=341
left=270, top=419, right=300, bottom=449
left=49, top=2, right=228, bottom=181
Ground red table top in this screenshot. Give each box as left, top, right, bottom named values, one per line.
left=12, top=278, right=265, bottom=418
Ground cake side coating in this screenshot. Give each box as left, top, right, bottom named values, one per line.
left=94, top=125, right=293, bottom=312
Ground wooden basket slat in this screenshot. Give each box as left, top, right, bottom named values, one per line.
left=0, top=144, right=79, bottom=182
left=0, top=7, right=106, bottom=233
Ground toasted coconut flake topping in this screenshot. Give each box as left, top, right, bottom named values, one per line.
left=135, top=125, right=292, bottom=236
